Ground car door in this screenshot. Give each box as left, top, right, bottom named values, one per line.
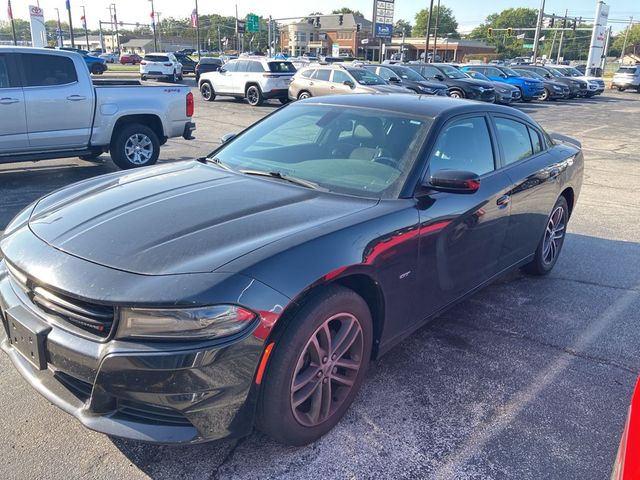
left=310, top=69, right=332, bottom=96
left=216, top=61, right=237, bottom=94
left=19, top=52, right=93, bottom=150
left=329, top=70, right=355, bottom=94
left=232, top=60, right=250, bottom=95
left=0, top=53, right=28, bottom=154
left=415, top=114, right=513, bottom=318
left=491, top=115, right=565, bottom=269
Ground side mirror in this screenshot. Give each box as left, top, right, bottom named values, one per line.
left=389, top=76, right=401, bottom=83
left=220, top=132, right=237, bottom=144
left=499, top=73, right=508, bottom=78
left=219, top=68, right=226, bottom=73
left=434, top=74, right=445, bottom=81
left=426, top=169, right=480, bottom=194
left=343, top=80, right=355, bottom=88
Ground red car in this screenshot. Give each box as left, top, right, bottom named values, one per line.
left=612, top=377, right=640, bottom=479
left=119, top=53, right=142, bottom=65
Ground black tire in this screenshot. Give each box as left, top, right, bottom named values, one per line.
left=257, top=285, right=373, bottom=446
left=246, top=85, right=264, bottom=106
left=448, top=88, right=464, bottom=99
left=297, top=91, right=312, bottom=100
left=110, top=123, right=160, bottom=170
left=171, top=70, right=178, bottom=83
left=200, top=82, right=215, bottom=101
left=522, top=196, right=569, bottom=276
left=539, top=88, right=550, bottom=101
left=140, top=75, right=147, bottom=81
left=91, top=64, right=103, bottom=75
left=178, top=73, right=184, bottom=82
left=617, top=87, right=625, bottom=92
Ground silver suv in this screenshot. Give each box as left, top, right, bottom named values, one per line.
left=198, top=57, right=296, bottom=106
left=612, top=65, right=640, bottom=92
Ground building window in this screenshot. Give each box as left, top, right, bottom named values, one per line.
left=337, top=31, right=353, bottom=40
left=293, top=31, right=307, bottom=42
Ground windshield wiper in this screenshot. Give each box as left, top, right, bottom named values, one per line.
left=201, top=156, right=233, bottom=171
left=239, top=169, right=322, bottom=190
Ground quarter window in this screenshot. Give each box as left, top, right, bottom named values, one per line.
left=494, top=117, right=533, bottom=165
left=22, top=54, right=77, bottom=87
left=300, top=69, right=315, bottom=78
left=429, top=116, right=495, bottom=175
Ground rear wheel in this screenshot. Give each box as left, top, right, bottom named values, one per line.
left=617, top=86, right=626, bottom=92
left=257, top=286, right=373, bottom=446
left=140, top=74, right=147, bottom=81
left=91, top=64, right=103, bottom=75
left=110, top=123, right=160, bottom=169
left=539, top=88, right=550, bottom=101
left=200, top=82, right=215, bottom=101
left=246, top=85, right=264, bottom=106
left=171, top=70, right=178, bottom=83
left=522, top=196, right=569, bottom=276
left=448, top=88, right=464, bottom=99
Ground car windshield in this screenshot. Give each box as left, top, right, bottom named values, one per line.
left=564, top=67, right=583, bottom=77
left=209, top=104, right=431, bottom=199
left=518, top=70, right=544, bottom=81
left=439, top=65, right=466, bottom=79
left=547, top=68, right=564, bottom=77
left=391, top=66, right=425, bottom=81
left=268, top=61, right=296, bottom=73
left=348, top=69, right=387, bottom=85
left=500, top=66, right=521, bottom=77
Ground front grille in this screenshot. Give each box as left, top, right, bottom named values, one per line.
left=7, top=262, right=114, bottom=337
left=118, top=400, right=193, bottom=426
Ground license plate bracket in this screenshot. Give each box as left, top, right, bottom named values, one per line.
left=5, top=309, right=51, bottom=370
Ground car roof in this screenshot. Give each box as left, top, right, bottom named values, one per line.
left=300, top=94, right=536, bottom=123
left=0, top=45, right=77, bottom=58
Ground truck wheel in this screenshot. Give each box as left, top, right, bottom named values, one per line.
left=110, top=123, right=160, bottom=169
left=200, top=82, right=216, bottom=101
left=246, top=85, right=264, bottom=106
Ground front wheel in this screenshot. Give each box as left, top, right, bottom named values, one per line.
left=246, top=85, right=264, bottom=106
left=257, top=286, right=373, bottom=446
left=539, top=88, right=550, bottom=101
left=522, top=196, right=569, bottom=276
left=617, top=87, right=625, bottom=92
left=297, top=91, right=312, bottom=100
left=448, top=89, right=464, bottom=99
left=200, top=82, right=215, bottom=101
left=110, top=123, right=160, bottom=169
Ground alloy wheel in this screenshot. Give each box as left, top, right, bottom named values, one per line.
left=542, top=205, right=566, bottom=265
left=201, top=83, right=212, bottom=100
left=247, top=87, right=259, bottom=105
left=124, top=133, right=154, bottom=165
left=290, top=313, right=364, bottom=427
left=298, top=92, right=311, bottom=100
left=449, top=90, right=463, bottom=98
left=540, top=88, right=549, bottom=101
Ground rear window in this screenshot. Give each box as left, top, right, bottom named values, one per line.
left=144, top=55, right=170, bottom=62
left=201, top=58, right=222, bottom=65
left=268, top=62, right=296, bottom=73
left=22, top=54, right=78, bottom=87
left=617, top=66, right=638, bottom=74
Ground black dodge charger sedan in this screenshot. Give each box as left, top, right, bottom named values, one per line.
left=0, top=95, right=583, bottom=446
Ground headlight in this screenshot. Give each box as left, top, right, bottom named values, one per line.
left=420, top=86, right=437, bottom=94
left=3, top=202, right=37, bottom=237
left=524, top=81, right=536, bottom=86
left=117, top=305, right=257, bottom=340
left=552, top=85, right=562, bottom=91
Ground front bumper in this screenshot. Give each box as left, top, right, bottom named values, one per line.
left=467, top=89, right=496, bottom=102
left=520, top=85, right=545, bottom=99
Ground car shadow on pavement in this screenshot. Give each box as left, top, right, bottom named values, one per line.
left=109, top=233, right=640, bottom=479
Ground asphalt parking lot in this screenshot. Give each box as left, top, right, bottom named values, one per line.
left=1, top=82, right=639, bottom=479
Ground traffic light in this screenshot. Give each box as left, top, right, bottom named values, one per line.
left=487, top=27, right=493, bottom=37
left=562, top=16, right=567, bottom=28
left=571, top=19, right=576, bottom=31
left=507, top=27, right=513, bottom=36
left=356, top=23, right=361, bottom=32
left=315, top=16, right=321, bottom=28
left=338, top=14, right=343, bottom=26
left=549, top=15, right=555, bottom=27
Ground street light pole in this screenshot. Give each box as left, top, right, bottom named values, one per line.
left=532, top=0, right=545, bottom=62
left=432, top=0, right=440, bottom=59
left=194, top=0, right=200, bottom=59
left=55, top=7, right=63, bottom=47
left=156, top=12, right=162, bottom=51
left=424, top=0, right=434, bottom=62
left=66, top=0, right=75, bottom=48
left=149, top=0, right=158, bottom=52
left=111, top=3, right=121, bottom=53
left=81, top=5, right=89, bottom=50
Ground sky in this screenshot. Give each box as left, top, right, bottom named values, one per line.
left=5, top=0, right=639, bottom=33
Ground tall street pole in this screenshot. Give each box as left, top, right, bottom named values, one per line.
left=149, top=0, right=158, bottom=51
left=112, top=3, right=121, bottom=53
left=66, top=0, right=75, bottom=48
left=55, top=7, right=63, bottom=47
left=424, top=0, right=434, bottom=61
left=532, top=0, right=545, bottom=62
left=432, top=0, right=440, bottom=59
left=620, top=16, right=633, bottom=60
left=81, top=5, right=89, bottom=50
left=156, top=12, right=162, bottom=51
left=195, top=0, right=200, bottom=59
left=556, top=29, right=564, bottom=63
left=8, top=0, right=17, bottom=45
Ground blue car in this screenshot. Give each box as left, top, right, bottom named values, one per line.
left=462, top=64, right=544, bottom=102
left=59, top=47, right=107, bottom=75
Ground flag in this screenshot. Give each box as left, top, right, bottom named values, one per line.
left=81, top=15, right=86, bottom=28
left=191, top=9, right=198, bottom=28
left=7, top=0, right=12, bottom=20
left=516, top=33, right=525, bottom=40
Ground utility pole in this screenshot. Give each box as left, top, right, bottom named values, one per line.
left=112, top=4, right=121, bottom=53
left=620, top=16, right=633, bottom=60
left=149, top=0, right=158, bottom=52
left=55, top=7, right=63, bottom=47
left=268, top=16, right=272, bottom=57
left=556, top=29, right=564, bottom=63
left=548, top=29, right=557, bottom=62
left=601, top=25, right=612, bottom=72
left=156, top=12, right=162, bottom=51
left=8, top=0, right=17, bottom=46
left=195, top=0, right=200, bottom=58
left=218, top=24, right=222, bottom=53
left=400, top=29, right=405, bottom=61
left=532, top=0, right=545, bottom=62
left=432, top=0, right=440, bottom=59
left=66, top=0, right=75, bottom=48
left=99, top=21, right=104, bottom=51
left=424, top=0, right=435, bottom=61
left=81, top=6, right=89, bottom=50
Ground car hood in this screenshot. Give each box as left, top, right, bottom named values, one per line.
left=28, top=161, right=376, bottom=275
left=492, top=81, right=518, bottom=91
left=368, top=84, right=412, bottom=93
left=450, top=77, right=494, bottom=89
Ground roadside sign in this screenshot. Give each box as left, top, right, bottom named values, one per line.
left=373, top=0, right=394, bottom=38
left=332, top=43, right=340, bottom=57
left=247, top=14, right=259, bottom=33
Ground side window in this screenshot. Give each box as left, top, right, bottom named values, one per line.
left=248, top=61, right=265, bottom=72
left=377, top=68, right=394, bottom=80
left=422, top=66, right=441, bottom=78
left=332, top=70, right=351, bottom=84
left=300, top=69, right=314, bottom=79
left=224, top=61, right=238, bottom=72
left=486, top=67, right=501, bottom=77
left=429, top=116, right=495, bottom=175
left=235, top=61, right=249, bottom=72
left=314, top=69, right=331, bottom=81
left=494, top=117, right=534, bottom=165
left=528, top=127, right=543, bottom=154
left=22, top=54, right=78, bottom=87
left=0, top=54, right=10, bottom=88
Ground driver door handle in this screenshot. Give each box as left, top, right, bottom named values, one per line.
left=0, top=97, right=19, bottom=105
left=67, top=95, right=86, bottom=101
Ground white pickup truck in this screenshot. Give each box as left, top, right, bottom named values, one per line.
left=0, top=46, right=196, bottom=169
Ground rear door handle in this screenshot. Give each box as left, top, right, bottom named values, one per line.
left=67, top=95, right=86, bottom=101
left=496, top=195, right=511, bottom=207
left=0, top=97, right=19, bottom=105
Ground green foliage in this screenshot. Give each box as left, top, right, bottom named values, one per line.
left=611, top=24, right=640, bottom=56
left=413, top=5, right=459, bottom=38
left=331, top=8, right=364, bottom=17
left=393, top=20, right=412, bottom=37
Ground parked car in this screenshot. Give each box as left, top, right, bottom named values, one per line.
left=611, top=377, right=640, bottom=479
left=0, top=46, right=195, bottom=169
left=195, top=57, right=222, bottom=83
left=59, top=47, right=107, bottom=75
left=287, top=65, right=413, bottom=101
left=553, top=66, right=605, bottom=97
left=219, top=54, right=238, bottom=64
left=574, top=64, right=587, bottom=74
left=363, top=64, right=448, bottom=96
left=99, top=52, right=119, bottom=64
left=463, top=70, right=522, bottom=104
left=461, top=64, right=544, bottom=101
left=89, top=48, right=103, bottom=56
left=612, top=65, right=640, bottom=92
left=0, top=94, right=583, bottom=446
left=119, top=53, right=142, bottom=65
left=140, top=52, right=183, bottom=83
left=512, top=68, right=570, bottom=101
left=514, top=65, right=587, bottom=98
left=199, top=57, right=296, bottom=106
left=174, top=53, right=197, bottom=75
left=406, top=63, right=496, bottom=102
left=176, top=48, right=196, bottom=55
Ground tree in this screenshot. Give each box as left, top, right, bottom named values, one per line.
left=469, top=8, right=538, bottom=40
left=331, top=8, right=364, bottom=18
left=394, top=20, right=412, bottom=37
left=413, top=5, right=458, bottom=38
left=611, top=24, right=640, bottom=57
